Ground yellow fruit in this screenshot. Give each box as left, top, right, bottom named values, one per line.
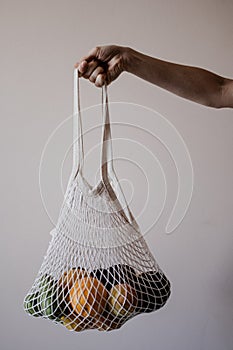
left=69, top=276, right=108, bottom=318
left=61, top=315, right=86, bottom=332
left=108, top=283, right=138, bottom=317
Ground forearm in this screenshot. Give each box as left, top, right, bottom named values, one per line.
left=125, top=48, right=228, bottom=108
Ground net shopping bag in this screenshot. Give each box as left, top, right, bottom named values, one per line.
left=23, top=68, right=171, bottom=332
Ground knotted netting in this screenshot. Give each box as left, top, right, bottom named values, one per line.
left=23, top=69, right=171, bottom=332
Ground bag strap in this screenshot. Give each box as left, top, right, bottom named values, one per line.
left=72, top=68, right=139, bottom=231
left=101, top=84, right=114, bottom=182
left=101, top=79, right=140, bottom=231
left=73, top=68, right=84, bottom=176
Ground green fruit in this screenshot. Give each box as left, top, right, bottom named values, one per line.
left=24, top=292, right=42, bottom=317
left=91, top=265, right=138, bottom=291
left=37, top=274, right=63, bottom=320
left=38, top=274, right=55, bottom=293
left=40, top=290, right=60, bottom=320
left=136, top=271, right=171, bottom=313
left=110, top=265, right=137, bottom=287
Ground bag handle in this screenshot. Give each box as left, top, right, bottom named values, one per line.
left=72, top=68, right=113, bottom=178
left=72, top=68, right=84, bottom=176
left=101, top=82, right=140, bottom=231
left=101, top=84, right=114, bottom=182
left=73, top=68, right=139, bottom=231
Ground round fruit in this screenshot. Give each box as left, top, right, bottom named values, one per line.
left=57, top=268, right=88, bottom=317
left=69, top=276, right=108, bottom=318
left=39, top=277, right=62, bottom=320
left=136, top=271, right=171, bottom=313
left=90, top=268, right=113, bottom=291
left=92, top=265, right=137, bottom=291
left=120, top=265, right=138, bottom=288
left=108, top=283, right=138, bottom=317
left=24, top=292, right=42, bottom=317
left=61, top=315, right=87, bottom=332
left=40, top=289, right=60, bottom=320
left=58, top=268, right=87, bottom=291
left=38, top=274, right=55, bottom=292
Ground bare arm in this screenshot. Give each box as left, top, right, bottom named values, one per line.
left=75, top=45, right=233, bottom=109
left=126, top=48, right=233, bottom=108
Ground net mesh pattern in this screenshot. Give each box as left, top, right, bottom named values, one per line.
left=23, top=70, right=171, bottom=332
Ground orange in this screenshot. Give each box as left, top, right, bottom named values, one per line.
left=58, top=268, right=87, bottom=291
left=69, top=276, right=108, bottom=318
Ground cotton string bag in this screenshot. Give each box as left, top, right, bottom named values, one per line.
left=23, top=68, right=171, bottom=332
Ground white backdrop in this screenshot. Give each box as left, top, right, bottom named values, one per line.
left=1, top=1, right=233, bottom=349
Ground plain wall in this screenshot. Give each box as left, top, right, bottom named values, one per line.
left=1, top=1, right=233, bottom=349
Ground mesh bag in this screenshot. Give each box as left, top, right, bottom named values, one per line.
left=23, top=69, right=171, bottom=332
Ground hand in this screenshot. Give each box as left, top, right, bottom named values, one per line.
left=74, top=45, right=129, bottom=87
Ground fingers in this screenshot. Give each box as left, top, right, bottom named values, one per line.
left=74, top=58, right=119, bottom=87
left=74, top=45, right=124, bottom=87
left=74, top=47, right=99, bottom=72
left=75, top=59, right=107, bottom=87
left=81, top=60, right=100, bottom=78
left=76, top=59, right=103, bottom=78
left=95, top=73, right=106, bottom=88
left=77, top=60, right=88, bottom=76
left=74, top=48, right=98, bottom=68
left=89, top=66, right=105, bottom=84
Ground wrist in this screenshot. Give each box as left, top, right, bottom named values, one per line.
left=121, top=47, right=135, bottom=73
left=123, top=47, right=142, bottom=75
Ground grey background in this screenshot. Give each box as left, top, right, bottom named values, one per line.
left=1, top=0, right=233, bottom=349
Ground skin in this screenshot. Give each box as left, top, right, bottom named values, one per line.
left=74, top=45, right=233, bottom=109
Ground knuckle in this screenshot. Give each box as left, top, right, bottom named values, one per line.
left=90, top=46, right=100, bottom=57
left=95, top=67, right=104, bottom=76
left=91, top=60, right=99, bottom=69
